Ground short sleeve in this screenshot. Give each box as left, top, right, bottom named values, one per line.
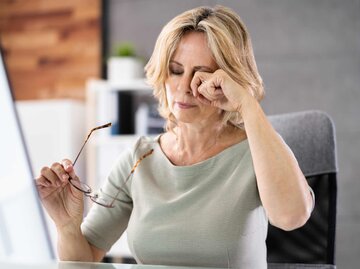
left=81, top=146, right=135, bottom=251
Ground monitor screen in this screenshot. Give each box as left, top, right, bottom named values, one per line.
left=0, top=48, right=55, bottom=262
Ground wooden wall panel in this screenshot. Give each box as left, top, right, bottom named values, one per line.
left=0, top=0, right=102, bottom=100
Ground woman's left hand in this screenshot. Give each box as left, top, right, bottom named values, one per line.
left=191, top=69, right=252, bottom=113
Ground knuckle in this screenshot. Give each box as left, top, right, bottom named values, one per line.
left=214, top=69, right=223, bottom=75
left=61, top=159, right=73, bottom=168
left=40, top=166, right=49, bottom=175
left=50, top=162, right=61, bottom=170
left=61, top=158, right=71, bottom=164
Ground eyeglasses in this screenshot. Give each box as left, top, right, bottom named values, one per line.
left=69, top=122, right=154, bottom=208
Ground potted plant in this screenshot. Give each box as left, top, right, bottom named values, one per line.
left=107, top=42, right=144, bottom=84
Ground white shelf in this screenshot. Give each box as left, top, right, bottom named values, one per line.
left=87, top=78, right=152, bottom=92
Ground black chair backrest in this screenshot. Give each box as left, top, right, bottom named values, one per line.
left=267, top=110, right=338, bottom=265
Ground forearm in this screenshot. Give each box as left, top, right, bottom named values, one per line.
left=57, top=224, right=94, bottom=262
left=241, top=96, right=313, bottom=230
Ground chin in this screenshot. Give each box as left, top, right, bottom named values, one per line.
left=175, top=115, right=198, bottom=124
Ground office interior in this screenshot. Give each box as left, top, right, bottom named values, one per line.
left=0, top=0, right=359, bottom=268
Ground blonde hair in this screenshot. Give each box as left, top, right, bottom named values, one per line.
left=145, top=5, right=264, bottom=131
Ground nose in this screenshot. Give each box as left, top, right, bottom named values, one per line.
left=177, top=74, right=193, bottom=95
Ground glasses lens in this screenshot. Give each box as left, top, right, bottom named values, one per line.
left=69, top=178, right=92, bottom=194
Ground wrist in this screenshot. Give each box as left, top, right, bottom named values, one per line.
left=57, top=222, right=82, bottom=237
left=236, top=93, right=259, bottom=117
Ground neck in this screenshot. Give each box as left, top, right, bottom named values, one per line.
left=175, top=123, right=225, bottom=165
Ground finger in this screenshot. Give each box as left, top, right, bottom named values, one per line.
left=51, top=162, right=69, bottom=184
left=197, top=84, right=212, bottom=101
left=191, top=71, right=211, bottom=97
left=61, top=159, right=73, bottom=172
left=49, top=163, right=64, bottom=187
left=40, top=166, right=61, bottom=187
left=35, top=174, right=63, bottom=200
left=197, top=82, right=222, bottom=102
left=61, top=159, right=79, bottom=182
left=35, top=175, right=51, bottom=187
left=196, top=93, right=211, bottom=106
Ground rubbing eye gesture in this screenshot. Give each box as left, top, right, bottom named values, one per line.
left=191, top=69, right=254, bottom=113
left=192, top=69, right=313, bottom=231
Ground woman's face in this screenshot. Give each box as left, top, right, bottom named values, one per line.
left=165, top=31, right=220, bottom=125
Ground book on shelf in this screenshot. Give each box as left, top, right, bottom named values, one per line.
left=99, top=92, right=164, bottom=136
left=116, top=91, right=135, bottom=134
left=135, top=102, right=165, bottom=135
left=90, top=80, right=164, bottom=136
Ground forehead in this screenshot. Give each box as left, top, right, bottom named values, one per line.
left=171, top=31, right=216, bottom=66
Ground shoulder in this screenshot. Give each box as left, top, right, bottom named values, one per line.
left=216, top=128, right=252, bottom=166
left=220, top=127, right=248, bottom=152
left=133, top=135, right=160, bottom=157
left=108, top=135, right=159, bottom=168
left=106, top=135, right=160, bottom=182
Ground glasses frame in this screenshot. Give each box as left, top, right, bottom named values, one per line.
left=68, top=122, right=154, bottom=208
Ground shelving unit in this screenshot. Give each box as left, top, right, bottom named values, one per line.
left=85, top=78, right=162, bottom=259
left=85, top=78, right=158, bottom=182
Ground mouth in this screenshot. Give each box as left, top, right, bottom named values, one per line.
left=175, top=101, right=197, bottom=109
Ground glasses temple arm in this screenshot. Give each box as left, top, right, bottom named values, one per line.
left=109, top=149, right=154, bottom=207
left=72, top=123, right=112, bottom=166
left=73, top=134, right=91, bottom=166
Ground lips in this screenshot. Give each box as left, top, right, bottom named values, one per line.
left=175, top=101, right=197, bottom=109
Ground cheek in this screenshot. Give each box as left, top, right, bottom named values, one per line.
left=165, top=79, right=175, bottom=91
left=165, top=83, right=175, bottom=108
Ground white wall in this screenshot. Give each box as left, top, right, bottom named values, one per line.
left=16, top=99, right=86, bottom=257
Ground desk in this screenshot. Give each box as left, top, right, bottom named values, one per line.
left=0, top=261, right=221, bottom=269
left=0, top=261, right=336, bottom=269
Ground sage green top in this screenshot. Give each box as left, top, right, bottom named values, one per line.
left=81, top=136, right=268, bottom=268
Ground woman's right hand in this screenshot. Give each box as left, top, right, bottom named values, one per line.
left=35, top=159, right=84, bottom=231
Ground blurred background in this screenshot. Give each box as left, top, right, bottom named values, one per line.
left=0, top=0, right=359, bottom=268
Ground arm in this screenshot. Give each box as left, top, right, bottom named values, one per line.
left=192, top=69, right=313, bottom=231
left=240, top=96, right=313, bottom=230
left=57, top=224, right=105, bottom=262
left=36, top=160, right=106, bottom=261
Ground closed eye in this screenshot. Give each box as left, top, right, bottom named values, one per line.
left=169, top=68, right=183, bottom=76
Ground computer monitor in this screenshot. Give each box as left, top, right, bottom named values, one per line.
left=0, top=47, right=55, bottom=262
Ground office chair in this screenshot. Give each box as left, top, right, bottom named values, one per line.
left=267, top=110, right=338, bottom=266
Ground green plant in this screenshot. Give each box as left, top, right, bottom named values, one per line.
left=114, top=42, right=137, bottom=57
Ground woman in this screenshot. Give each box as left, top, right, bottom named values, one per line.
left=36, top=5, right=314, bottom=268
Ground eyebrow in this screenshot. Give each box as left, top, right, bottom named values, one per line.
left=169, top=60, right=214, bottom=73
